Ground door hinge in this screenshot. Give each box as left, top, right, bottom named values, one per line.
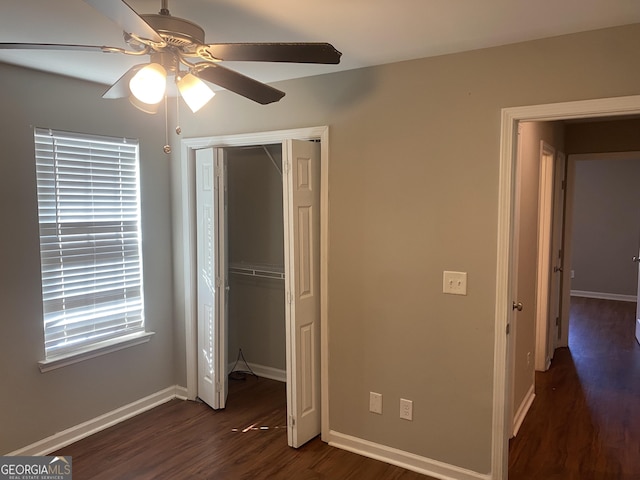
left=288, top=415, right=295, bottom=427
left=283, top=160, right=290, bottom=175
left=561, top=180, right=566, bottom=190
left=506, top=323, right=510, bottom=335
left=555, top=316, right=560, bottom=326
left=216, top=382, right=222, bottom=393
left=287, top=291, right=294, bottom=305
left=216, top=277, right=222, bottom=289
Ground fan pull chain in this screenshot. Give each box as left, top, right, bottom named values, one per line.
left=163, top=95, right=171, bottom=154
left=175, top=93, right=182, bottom=136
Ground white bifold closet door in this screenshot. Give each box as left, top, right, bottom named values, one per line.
left=284, top=139, right=321, bottom=448
left=195, top=147, right=228, bottom=410
left=195, top=139, right=321, bottom=448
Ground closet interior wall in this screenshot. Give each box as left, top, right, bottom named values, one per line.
left=227, top=144, right=286, bottom=376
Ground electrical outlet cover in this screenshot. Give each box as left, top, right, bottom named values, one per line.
left=400, top=398, right=413, bottom=421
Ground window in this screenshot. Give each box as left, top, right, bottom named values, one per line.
left=34, top=128, right=147, bottom=365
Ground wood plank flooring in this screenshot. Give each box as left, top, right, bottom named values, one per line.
left=509, top=297, right=640, bottom=480
left=53, top=376, right=432, bottom=479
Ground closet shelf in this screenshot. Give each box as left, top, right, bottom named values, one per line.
left=229, top=263, right=285, bottom=280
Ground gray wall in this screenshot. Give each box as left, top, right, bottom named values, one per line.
left=226, top=146, right=286, bottom=372
left=0, top=65, right=175, bottom=454
left=170, top=24, right=640, bottom=474
left=570, top=157, right=640, bottom=296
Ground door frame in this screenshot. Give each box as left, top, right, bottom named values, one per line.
left=178, top=126, right=330, bottom=441
left=493, top=95, right=640, bottom=479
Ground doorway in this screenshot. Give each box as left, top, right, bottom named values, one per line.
left=492, top=95, right=640, bottom=479
left=179, top=126, right=330, bottom=448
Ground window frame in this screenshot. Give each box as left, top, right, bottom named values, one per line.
left=34, top=127, right=152, bottom=372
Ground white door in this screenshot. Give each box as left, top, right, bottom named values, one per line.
left=547, top=152, right=566, bottom=359
left=283, top=139, right=321, bottom=448
left=195, top=147, right=228, bottom=410
left=535, top=142, right=556, bottom=371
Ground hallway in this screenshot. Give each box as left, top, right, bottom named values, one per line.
left=508, top=297, right=640, bottom=479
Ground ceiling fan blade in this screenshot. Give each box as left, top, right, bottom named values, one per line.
left=0, top=42, right=118, bottom=53
left=203, top=43, right=342, bottom=64
left=102, top=64, right=145, bottom=99
left=83, top=0, right=164, bottom=44
left=193, top=64, right=285, bottom=105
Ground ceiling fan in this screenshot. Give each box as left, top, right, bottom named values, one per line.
left=0, top=0, right=342, bottom=111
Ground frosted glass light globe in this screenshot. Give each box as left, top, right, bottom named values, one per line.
left=129, top=63, right=167, bottom=105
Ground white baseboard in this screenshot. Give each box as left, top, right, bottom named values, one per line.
left=8, top=385, right=187, bottom=456
left=327, top=430, right=491, bottom=480
left=246, top=363, right=286, bottom=382
left=512, top=384, right=535, bottom=437
left=228, top=361, right=287, bottom=383
left=571, top=290, right=637, bottom=302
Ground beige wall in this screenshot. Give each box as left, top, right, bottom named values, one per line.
left=2, top=21, right=640, bottom=475
left=511, top=121, right=564, bottom=422
left=169, top=25, right=640, bottom=473
left=170, top=24, right=640, bottom=474
left=566, top=119, right=640, bottom=154
left=0, top=65, right=175, bottom=454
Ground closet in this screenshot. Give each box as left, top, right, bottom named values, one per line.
left=194, top=136, right=322, bottom=448
left=226, top=144, right=287, bottom=386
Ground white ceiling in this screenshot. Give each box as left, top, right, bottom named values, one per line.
left=1, top=0, right=639, bottom=89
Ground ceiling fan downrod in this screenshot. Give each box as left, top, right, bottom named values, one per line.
left=160, top=0, right=170, bottom=16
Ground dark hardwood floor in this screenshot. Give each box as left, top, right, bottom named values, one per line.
left=509, top=296, right=640, bottom=480
left=53, top=375, right=432, bottom=479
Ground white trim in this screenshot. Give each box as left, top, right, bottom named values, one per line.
left=328, top=431, right=491, bottom=480
left=38, top=332, right=155, bottom=373
left=7, top=386, right=186, bottom=456
left=248, top=363, right=286, bottom=383
left=570, top=290, right=637, bottom=302
left=512, top=384, right=535, bottom=438
left=179, top=126, right=330, bottom=437
left=494, top=95, right=640, bottom=480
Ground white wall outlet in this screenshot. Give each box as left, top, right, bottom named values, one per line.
left=443, top=271, right=467, bottom=295
left=399, top=398, right=413, bottom=421
left=571, top=270, right=575, bottom=279
left=369, top=392, right=382, bottom=414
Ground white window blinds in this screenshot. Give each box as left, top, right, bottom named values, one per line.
left=34, top=128, right=145, bottom=359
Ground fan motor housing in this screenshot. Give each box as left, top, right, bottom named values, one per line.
left=142, top=14, right=205, bottom=47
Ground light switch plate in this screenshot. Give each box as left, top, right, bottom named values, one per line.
left=443, top=271, right=467, bottom=295
left=369, top=392, right=382, bottom=414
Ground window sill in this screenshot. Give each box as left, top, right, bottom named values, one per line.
left=38, top=331, right=155, bottom=373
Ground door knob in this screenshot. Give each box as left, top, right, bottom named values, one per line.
left=512, top=301, right=523, bottom=311
left=553, top=266, right=563, bottom=273
left=633, top=256, right=640, bottom=263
